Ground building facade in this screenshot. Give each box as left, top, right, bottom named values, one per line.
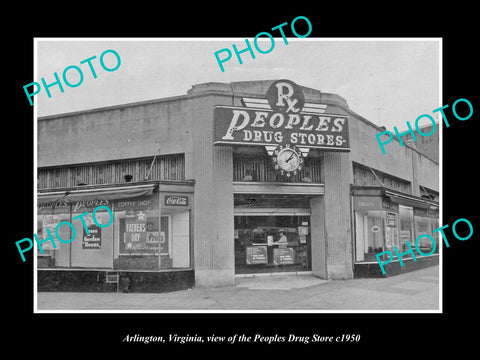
left=402, top=123, right=439, bottom=162
left=37, top=79, right=439, bottom=292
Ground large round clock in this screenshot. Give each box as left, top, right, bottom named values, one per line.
left=272, top=145, right=303, bottom=177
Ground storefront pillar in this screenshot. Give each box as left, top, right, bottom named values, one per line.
left=321, top=151, right=354, bottom=279
left=310, top=196, right=327, bottom=278
left=191, top=94, right=236, bottom=288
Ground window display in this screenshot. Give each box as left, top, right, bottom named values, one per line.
left=384, top=212, right=399, bottom=251
left=399, top=205, right=414, bottom=255
left=37, top=201, right=70, bottom=268
left=235, top=215, right=311, bottom=274
left=354, top=210, right=386, bottom=262
left=119, top=213, right=161, bottom=253
left=82, top=214, right=102, bottom=249
left=354, top=201, right=439, bottom=264
left=113, top=194, right=191, bottom=270
left=36, top=191, right=192, bottom=271
left=71, top=201, right=114, bottom=268
left=114, top=196, right=161, bottom=269
left=414, top=207, right=439, bottom=255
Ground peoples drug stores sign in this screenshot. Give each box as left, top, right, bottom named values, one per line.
left=213, top=80, right=350, bottom=176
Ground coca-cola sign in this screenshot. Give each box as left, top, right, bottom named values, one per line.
left=164, top=195, right=189, bottom=207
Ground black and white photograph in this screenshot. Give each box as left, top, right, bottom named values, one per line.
left=6, top=7, right=478, bottom=354
left=33, top=38, right=441, bottom=313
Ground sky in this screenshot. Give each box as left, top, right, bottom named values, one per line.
left=35, top=38, right=440, bottom=131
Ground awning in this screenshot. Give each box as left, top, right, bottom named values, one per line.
left=38, top=184, right=157, bottom=204
left=384, top=190, right=437, bottom=209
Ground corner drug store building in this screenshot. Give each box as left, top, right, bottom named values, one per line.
left=37, top=79, right=439, bottom=292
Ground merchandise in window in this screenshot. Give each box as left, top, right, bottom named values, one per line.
left=399, top=205, right=414, bottom=256
left=354, top=210, right=387, bottom=262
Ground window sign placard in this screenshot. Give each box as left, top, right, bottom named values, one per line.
left=386, top=212, right=397, bottom=227
left=298, top=226, right=309, bottom=235
left=82, top=215, right=102, bottom=249
left=246, top=246, right=268, bottom=265
left=120, top=214, right=164, bottom=253
left=41, top=215, right=62, bottom=250
left=385, top=213, right=398, bottom=251
left=267, top=236, right=273, bottom=246
left=273, top=247, right=295, bottom=265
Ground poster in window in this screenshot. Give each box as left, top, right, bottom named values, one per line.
left=123, top=213, right=147, bottom=251
left=120, top=213, right=165, bottom=253
left=246, top=246, right=267, bottom=264
left=267, top=235, right=273, bottom=246
left=298, top=226, right=309, bottom=235
left=83, top=218, right=102, bottom=249
left=42, top=215, right=70, bottom=250
left=146, top=225, right=159, bottom=251
left=160, top=216, right=169, bottom=254
left=273, top=247, right=295, bottom=265
left=386, top=212, right=397, bottom=227
left=385, top=227, right=394, bottom=249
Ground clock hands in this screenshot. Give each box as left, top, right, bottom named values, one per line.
left=286, top=152, right=295, bottom=163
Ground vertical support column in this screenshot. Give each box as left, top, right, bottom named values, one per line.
left=310, top=196, right=327, bottom=278
left=322, top=151, right=354, bottom=279
left=191, top=95, right=235, bottom=287
left=158, top=189, right=162, bottom=270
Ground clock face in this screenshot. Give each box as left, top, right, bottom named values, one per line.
left=277, top=149, right=300, bottom=171
left=273, top=146, right=303, bottom=177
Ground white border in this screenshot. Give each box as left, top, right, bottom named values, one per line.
left=33, top=37, right=442, bottom=314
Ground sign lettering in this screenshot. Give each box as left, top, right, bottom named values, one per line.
left=246, top=246, right=268, bottom=265
left=213, top=79, right=349, bottom=151
left=214, top=107, right=349, bottom=149
left=164, top=195, right=188, bottom=206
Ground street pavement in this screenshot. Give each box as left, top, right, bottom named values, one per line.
left=36, top=265, right=440, bottom=312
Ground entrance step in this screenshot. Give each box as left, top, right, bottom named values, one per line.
left=235, top=274, right=329, bottom=290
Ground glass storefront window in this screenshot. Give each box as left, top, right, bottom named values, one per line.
left=72, top=202, right=114, bottom=268
left=160, top=207, right=191, bottom=268
left=384, top=211, right=399, bottom=251
left=354, top=203, right=439, bottom=263
left=114, top=198, right=160, bottom=270
left=117, top=210, right=161, bottom=254
left=37, top=202, right=70, bottom=268
left=354, top=210, right=389, bottom=262
left=234, top=215, right=311, bottom=274
left=414, top=215, right=439, bottom=255
left=36, top=191, right=192, bottom=271
left=113, top=194, right=191, bottom=270
left=399, top=205, right=414, bottom=256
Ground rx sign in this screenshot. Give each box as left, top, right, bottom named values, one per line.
left=265, top=79, right=305, bottom=113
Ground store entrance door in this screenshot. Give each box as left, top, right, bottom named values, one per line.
left=234, top=213, right=312, bottom=275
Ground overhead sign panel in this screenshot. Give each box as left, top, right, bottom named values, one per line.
left=213, top=79, right=350, bottom=151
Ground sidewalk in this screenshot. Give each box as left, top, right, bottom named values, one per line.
left=36, top=265, right=440, bottom=312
